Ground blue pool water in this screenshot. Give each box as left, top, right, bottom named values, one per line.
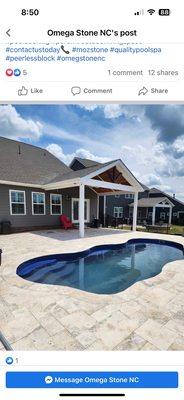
left=17, top=239, right=184, bottom=295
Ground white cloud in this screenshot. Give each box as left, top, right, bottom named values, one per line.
left=175, top=192, right=184, bottom=202
left=46, top=144, right=72, bottom=165
left=46, top=144, right=110, bottom=165
left=0, top=105, right=42, bottom=140
left=156, top=185, right=173, bottom=193
left=80, top=104, right=123, bottom=118
left=141, top=174, right=162, bottom=186
left=44, top=124, right=110, bottom=153
left=79, top=104, right=145, bottom=121
left=75, top=148, right=110, bottom=163
left=79, top=105, right=99, bottom=112
left=103, top=105, right=123, bottom=119
left=173, top=135, right=184, bottom=156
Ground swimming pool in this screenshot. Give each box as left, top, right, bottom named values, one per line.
left=17, top=239, right=184, bottom=295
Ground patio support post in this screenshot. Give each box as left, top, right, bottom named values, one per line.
left=152, top=206, right=156, bottom=226
left=79, top=184, right=85, bottom=238
left=97, top=195, right=99, bottom=219
left=104, top=195, right=106, bottom=227
left=132, top=192, right=138, bottom=231
left=169, top=206, right=172, bottom=225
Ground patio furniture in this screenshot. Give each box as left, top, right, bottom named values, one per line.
left=60, top=215, right=74, bottom=230
left=1, top=220, right=11, bottom=234
left=91, top=218, right=100, bottom=228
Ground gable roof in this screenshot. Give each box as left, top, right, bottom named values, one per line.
left=129, top=197, right=174, bottom=207
left=48, top=160, right=118, bottom=184
left=0, top=136, right=71, bottom=185
left=70, top=157, right=102, bottom=169
left=0, top=138, right=145, bottom=192
left=149, top=187, right=184, bottom=206
left=46, top=158, right=144, bottom=193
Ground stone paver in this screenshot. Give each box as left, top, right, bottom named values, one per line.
left=136, top=319, right=177, bottom=350
left=0, top=228, right=183, bottom=350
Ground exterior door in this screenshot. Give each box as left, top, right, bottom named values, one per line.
left=71, top=198, right=90, bottom=223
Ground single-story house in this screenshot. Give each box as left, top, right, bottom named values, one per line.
left=0, top=137, right=144, bottom=236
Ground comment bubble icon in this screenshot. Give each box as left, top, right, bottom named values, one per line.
left=71, top=86, right=81, bottom=95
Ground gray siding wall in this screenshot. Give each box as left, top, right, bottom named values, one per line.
left=104, top=191, right=149, bottom=219
left=106, top=195, right=134, bottom=219
left=0, top=184, right=97, bottom=229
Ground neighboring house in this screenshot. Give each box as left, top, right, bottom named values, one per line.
left=0, top=138, right=143, bottom=236
left=129, top=196, right=174, bottom=226
left=147, top=188, right=184, bottom=225
left=102, top=184, right=184, bottom=226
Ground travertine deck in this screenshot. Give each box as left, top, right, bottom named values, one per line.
left=0, top=228, right=184, bottom=351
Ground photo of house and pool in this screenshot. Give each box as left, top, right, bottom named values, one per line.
left=0, top=104, right=184, bottom=351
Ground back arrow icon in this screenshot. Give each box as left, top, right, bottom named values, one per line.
left=6, top=29, right=11, bottom=37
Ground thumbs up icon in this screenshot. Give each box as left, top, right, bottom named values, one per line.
left=18, top=86, right=28, bottom=96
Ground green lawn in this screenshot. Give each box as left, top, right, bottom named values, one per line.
left=118, top=224, right=184, bottom=235
left=170, top=225, right=184, bottom=235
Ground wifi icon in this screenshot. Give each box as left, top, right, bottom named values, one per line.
left=147, top=9, right=155, bottom=15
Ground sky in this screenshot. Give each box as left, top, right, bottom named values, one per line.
left=0, top=104, right=184, bottom=201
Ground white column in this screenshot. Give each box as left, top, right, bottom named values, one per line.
left=96, top=195, right=99, bottom=219
left=152, top=206, right=156, bottom=226
left=104, top=195, right=106, bottom=227
left=169, top=207, right=172, bottom=225
left=132, top=192, right=138, bottom=231
left=79, top=184, right=85, bottom=238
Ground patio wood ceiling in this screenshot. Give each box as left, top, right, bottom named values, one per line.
left=88, top=166, right=131, bottom=194
left=93, top=167, right=131, bottom=185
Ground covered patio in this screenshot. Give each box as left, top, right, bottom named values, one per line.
left=129, top=197, right=174, bottom=226
left=45, top=160, right=144, bottom=237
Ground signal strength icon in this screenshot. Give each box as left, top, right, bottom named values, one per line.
left=134, top=9, right=144, bottom=16
left=147, top=9, right=156, bottom=15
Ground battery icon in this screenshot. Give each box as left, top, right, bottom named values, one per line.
left=159, top=9, right=171, bottom=16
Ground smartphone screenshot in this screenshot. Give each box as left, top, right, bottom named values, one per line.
left=0, top=1, right=184, bottom=399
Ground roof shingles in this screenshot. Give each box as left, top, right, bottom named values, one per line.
left=0, top=137, right=71, bottom=185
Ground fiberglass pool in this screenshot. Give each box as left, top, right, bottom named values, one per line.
left=17, top=238, right=184, bottom=295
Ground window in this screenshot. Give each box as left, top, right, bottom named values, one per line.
left=114, top=206, right=123, bottom=218
left=50, top=194, right=62, bottom=215
left=160, top=212, right=165, bottom=219
left=32, top=192, right=45, bottom=215
left=129, top=209, right=133, bottom=217
left=148, top=211, right=152, bottom=218
left=115, top=195, right=120, bottom=198
left=10, top=190, right=26, bottom=215
left=125, top=194, right=134, bottom=199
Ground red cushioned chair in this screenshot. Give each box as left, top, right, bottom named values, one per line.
left=60, top=215, right=74, bottom=230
